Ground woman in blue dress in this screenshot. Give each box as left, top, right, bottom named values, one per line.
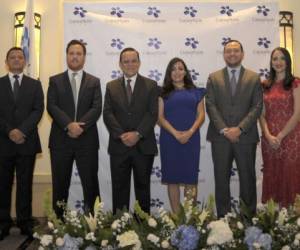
left=158, top=57, right=206, bottom=213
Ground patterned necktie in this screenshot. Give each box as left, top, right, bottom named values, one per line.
left=126, top=79, right=132, bottom=103
left=230, top=69, right=237, bottom=96
left=70, top=72, right=77, bottom=120
left=13, top=74, right=20, bottom=101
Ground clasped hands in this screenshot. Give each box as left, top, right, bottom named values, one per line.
left=67, top=122, right=85, bottom=138
left=223, top=127, right=241, bottom=143
left=120, top=131, right=140, bottom=147
left=9, top=129, right=25, bottom=144
left=174, top=130, right=193, bottom=144
left=266, top=134, right=282, bottom=150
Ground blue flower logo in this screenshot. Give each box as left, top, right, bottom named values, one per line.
left=79, top=39, right=87, bottom=46
left=151, top=198, right=164, bottom=208
left=111, top=70, right=122, bottom=79
left=189, top=69, right=200, bottom=81
left=184, top=6, right=197, bottom=18
left=147, top=7, right=161, bottom=18
left=74, top=166, right=79, bottom=177
left=257, top=37, right=271, bottom=48
left=257, top=5, right=270, bottom=16
left=73, top=7, right=87, bottom=18
left=147, top=38, right=162, bottom=49
left=230, top=166, right=238, bottom=177
left=155, top=132, right=159, bottom=145
left=148, top=69, right=162, bottom=81
left=110, top=7, right=124, bottom=18
left=151, top=166, right=162, bottom=178
left=259, top=68, right=270, bottom=79
left=185, top=37, right=199, bottom=49
left=75, top=200, right=84, bottom=212
left=221, top=37, right=231, bottom=46
left=111, top=38, right=125, bottom=50
left=230, top=197, right=239, bottom=211
left=220, top=6, right=234, bottom=16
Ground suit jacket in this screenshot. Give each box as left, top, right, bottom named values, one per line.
left=0, top=74, right=44, bottom=156
left=47, top=71, right=102, bottom=149
left=103, top=74, right=158, bottom=155
left=206, top=66, right=263, bottom=143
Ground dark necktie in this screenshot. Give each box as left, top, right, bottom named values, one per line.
left=13, top=74, right=20, bottom=101
left=70, top=72, right=77, bottom=120
left=126, top=79, right=132, bottom=103
left=230, top=69, right=237, bottom=96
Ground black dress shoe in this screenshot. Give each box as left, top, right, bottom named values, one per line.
left=20, top=226, right=33, bottom=238
left=0, top=228, right=10, bottom=241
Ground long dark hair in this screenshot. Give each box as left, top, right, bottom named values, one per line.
left=265, top=47, right=294, bottom=90
left=161, top=57, right=196, bottom=98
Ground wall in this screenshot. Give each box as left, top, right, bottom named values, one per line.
left=0, top=0, right=299, bottom=216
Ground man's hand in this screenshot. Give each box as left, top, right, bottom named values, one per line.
left=67, top=122, right=85, bottom=138
left=9, top=129, right=25, bottom=144
left=120, top=131, right=140, bottom=147
left=224, top=127, right=241, bottom=143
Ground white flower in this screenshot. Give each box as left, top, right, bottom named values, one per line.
left=237, top=221, right=244, bottom=230
left=293, top=239, right=299, bottom=246
left=101, top=240, right=108, bottom=247
left=281, top=246, right=291, bottom=250
left=297, top=218, right=300, bottom=226
left=123, top=212, right=131, bottom=220
left=253, top=242, right=261, bottom=249
left=70, top=210, right=77, bottom=217
left=207, top=220, right=233, bottom=245
left=40, top=234, right=53, bottom=247
left=33, top=232, right=40, bottom=239
left=38, top=247, right=45, bottom=250
left=161, top=240, right=169, bottom=248
left=47, top=221, right=54, bottom=230
left=148, top=217, right=157, bottom=228
left=111, top=219, right=120, bottom=230
left=147, top=233, right=160, bottom=244
left=296, top=233, right=300, bottom=240
left=257, top=203, right=265, bottom=211
left=55, top=237, right=64, bottom=246
left=85, top=232, right=96, bottom=241
left=117, top=230, right=140, bottom=249
left=198, top=209, right=209, bottom=226
left=278, top=208, right=288, bottom=226
left=252, top=217, right=259, bottom=225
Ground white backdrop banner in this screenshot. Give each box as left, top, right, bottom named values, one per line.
left=63, top=1, right=279, bottom=212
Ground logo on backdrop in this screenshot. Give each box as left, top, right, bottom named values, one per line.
left=111, top=38, right=125, bottom=50
left=70, top=6, right=92, bottom=24
left=180, top=6, right=202, bottom=23
left=110, top=7, right=124, bottom=18
left=257, top=5, right=270, bottom=16
left=151, top=198, right=164, bottom=208
left=253, top=5, right=274, bottom=22
left=73, top=7, right=87, bottom=18
left=151, top=166, right=162, bottom=178
left=259, top=68, right=270, bottom=79
left=148, top=69, right=163, bottom=82
left=216, top=37, right=231, bottom=54
left=180, top=37, right=203, bottom=55
left=253, top=37, right=272, bottom=55
left=111, top=70, right=123, bottom=80
left=189, top=69, right=200, bottom=82
left=147, top=6, right=161, bottom=18
left=217, top=6, right=238, bottom=22
left=147, top=38, right=162, bottom=50
left=184, top=6, right=197, bottom=17
left=75, top=200, right=84, bottom=212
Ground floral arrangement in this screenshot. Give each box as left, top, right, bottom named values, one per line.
left=34, top=193, right=300, bottom=250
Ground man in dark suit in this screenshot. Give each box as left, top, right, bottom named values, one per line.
left=206, top=40, right=263, bottom=217
left=47, top=40, right=101, bottom=218
left=0, top=47, right=44, bottom=240
left=103, top=47, right=158, bottom=214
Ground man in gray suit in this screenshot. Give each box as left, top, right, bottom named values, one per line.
left=103, top=47, right=158, bottom=214
left=206, top=40, right=263, bottom=217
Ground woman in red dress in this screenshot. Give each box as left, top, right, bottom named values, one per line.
left=260, top=47, right=300, bottom=207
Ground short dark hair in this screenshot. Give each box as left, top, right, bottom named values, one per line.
left=66, top=39, right=86, bottom=55
left=6, top=47, right=25, bottom=60
left=119, top=47, right=140, bottom=62
left=223, top=39, right=244, bottom=53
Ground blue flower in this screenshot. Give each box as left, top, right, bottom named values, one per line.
left=257, top=233, right=272, bottom=250
left=171, top=225, right=200, bottom=250
left=244, top=226, right=262, bottom=249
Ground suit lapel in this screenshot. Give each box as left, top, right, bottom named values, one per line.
left=234, top=66, right=245, bottom=98
left=222, top=68, right=232, bottom=99
left=3, top=75, right=15, bottom=102
left=130, top=74, right=144, bottom=107
left=119, top=77, right=130, bottom=107
left=63, top=71, right=76, bottom=115
left=77, top=71, right=87, bottom=108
